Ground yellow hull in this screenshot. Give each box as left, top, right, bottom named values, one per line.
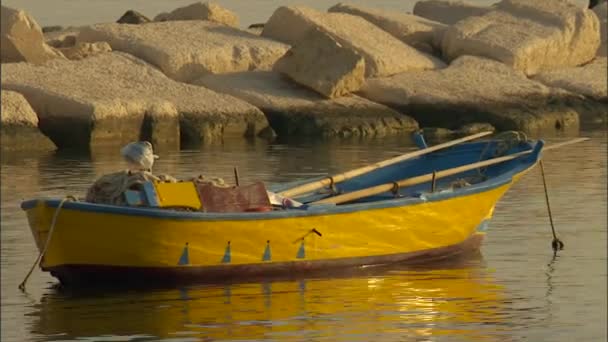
left=25, top=180, right=518, bottom=274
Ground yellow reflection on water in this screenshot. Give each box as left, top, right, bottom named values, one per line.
left=30, top=257, right=510, bottom=341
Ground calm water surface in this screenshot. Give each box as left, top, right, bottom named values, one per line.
left=1, top=130, right=606, bottom=342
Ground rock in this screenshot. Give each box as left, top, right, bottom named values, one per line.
left=247, top=23, right=265, bottom=35
left=358, top=55, right=580, bottom=133
left=1, top=90, right=55, bottom=151
left=273, top=27, right=366, bottom=98
left=533, top=57, right=608, bottom=101
left=42, top=25, right=63, bottom=33
left=59, top=41, right=112, bottom=60
left=195, top=71, right=419, bottom=137
left=45, top=26, right=82, bottom=48
left=1, top=5, right=65, bottom=64
left=413, top=0, right=492, bottom=25
left=117, top=10, right=151, bottom=24
left=77, top=21, right=289, bottom=82
left=261, top=6, right=445, bottom=77
left=593, top=2, right=607, bottom=55
left=441, top=0, right=601, bottom=75
left=456, top=122, right=496, bottom=135
left=328, top=3, right=446, bottom=53
left=1, top=52, right=269, bottom=150
left=153, top=2, right=239, bottom=27
left=422, top=127, right=454, bottom=138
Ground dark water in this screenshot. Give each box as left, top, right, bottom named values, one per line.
left=1, top=129, right=606, bottom=342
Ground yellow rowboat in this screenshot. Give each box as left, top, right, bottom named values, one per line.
left=22, top=136, right=545, bottom=287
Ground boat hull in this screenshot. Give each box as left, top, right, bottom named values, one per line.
left=46, top=233, right=484, bottom=287
left=23, top=182, right=519, bottom=286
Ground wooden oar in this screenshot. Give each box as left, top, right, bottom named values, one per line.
left=312, top=137, right=589, bottom=205
left=278, top=131, right=494, bottom=198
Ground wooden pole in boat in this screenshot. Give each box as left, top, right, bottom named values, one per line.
left=312, top=138, right=589, bottom=205
left=234, top=167, right=240, bottom=186
left=278, top=131, right=494, bottom=198
left=539, top=160, right=564, bottom=253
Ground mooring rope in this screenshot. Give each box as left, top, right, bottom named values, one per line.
left=539, top=160, right=564, bottom=253
left=18, top=195, right=78, bottom=291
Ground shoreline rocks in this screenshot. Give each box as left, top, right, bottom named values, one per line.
left=359, top=56, right=581, bottom=133
left=1, top=52, right=269, bottom=150
left=440, top=0, right=600, bottom=75
left=328, top=3, right=446, bottom=53
left=1, top=1, right=605, bottom=152
left=261, top=6, right=445, bottom=77
left=153, top=2, right=239, bottom=27
left=195, top=71, right=419, bottom=137
left=413, top=0, right=492, bottom=25
left=1, top=5, right=65, bottom=64
left=1, top=90, right=55, bottom=151
left=273, top=27, right=366, bottom=98
left=533, top=57, right=608, bottom=101
left=77, top=21, right=289, bottom=82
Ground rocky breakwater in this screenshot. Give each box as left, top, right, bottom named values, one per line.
left=195, top=71, right=418, bottom=138
left=2, top=0, right=606, bottom=152
left=76, top=20, right=289, bottom=83
left=1, top=90, right=55, bottom=151
left=1, top=52, right=268, bottom=150
left=359, top=55, right=580, bottom=133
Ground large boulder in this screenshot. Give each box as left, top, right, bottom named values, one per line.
left=359, top=56, right=581, bottom=133
left=76, top=21, right=289, bottom=82
left=1, top=52, right=268, bottom=150
left=1, top=5, right=64, bottom=64
left=195, top=71, right=419, bottom=137
left=116, top=10, right=151, bottom=24
left=533, top=57, right=608, bottom=101
left=412, top=0, right=492, bottom=25
left=328, top=3, right=446, bottom=53
left=1, top=90, right=55, bottom=151
left=273, top=27, right=366, bottom=98
left=594, top=2, right=607, bottom=55
left=154, top=2, right=239, bottom=27
left=441, top=0, right=601, bottom=75
left=261, top=6, right=445, bottom=77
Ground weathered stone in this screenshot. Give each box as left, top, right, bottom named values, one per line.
left=413, top=0, right=492, bottom=25
left=77, top=21, right=289, bottom=82
left=42, top=25, right=63, bottom=33
left=1, top=52, right=269, bottom=150
left=261, top=6, right=445, bottom=77
left=195, top=71, right=419, bottom=137
left=153, top=2, right=239, bottom=27
left=533, top=57, right=608, bottom=101
left=117, top=10, right=151, bottom=24
left=456, top=122, right=496, bottom=135
left=45, top=27, right=81, bottom=48
left=59, top=41, right=112, bottom=60
left=441, top=0, right=601, bottom=75
left=359, top=55, right=580, bottom=133
left=1, top=5, right=65, bottom=64
left=273, top=28, right=366, bottom=98
left=1, top=90, right=55, bottom=151
left=594, top=2, right=607, bottom=55
left=328, top=3, right=446, bottom=52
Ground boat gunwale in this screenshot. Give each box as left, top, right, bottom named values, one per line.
left=20, top=158, right=537, bottom=221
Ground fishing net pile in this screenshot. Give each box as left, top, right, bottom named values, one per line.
left=85, top=171, right=227, bottom=206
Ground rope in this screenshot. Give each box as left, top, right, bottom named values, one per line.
left=19, top=196, right=77, bottom=291
left=539, top=160, right=564, bottom=253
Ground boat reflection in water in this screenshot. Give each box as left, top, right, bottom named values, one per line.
left=31, top=254, right=511, bottom=341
